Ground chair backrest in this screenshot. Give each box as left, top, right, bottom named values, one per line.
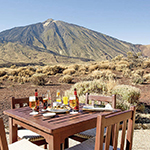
left=95, top=106, right=136, bottom=150
left=85, top=93, right=116, bottom=109
left=0, top=118, right=9, bottom=150
left=11, top=97, right=29, bottom=109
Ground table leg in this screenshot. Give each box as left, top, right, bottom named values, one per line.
left=48, top=134, right=62, bottom=150
left=9, top=117, right=17, bottom=144
left=64, top=138, right=69, bottom=149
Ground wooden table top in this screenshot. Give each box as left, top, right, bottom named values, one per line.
left=4, top=106, right=112, bottom=134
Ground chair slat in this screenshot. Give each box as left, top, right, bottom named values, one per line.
left=113, top=122, right=120, bottom=150
left=0, top=118, right=9, bottom=150
left=104, top=126, right=111, bottom=150
left=126, top=106, right=136, bottom=150
left=95, top=115, right=105, bottom=150
left=120, top=120, right=127, bottom=150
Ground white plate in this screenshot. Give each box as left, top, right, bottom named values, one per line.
left=70, top=112, right=78, bottom=115
left=29, top=111, right=38, bottom=115
left=49, top=109, right=69, bottom=113
left=41, top=109, right=47, bottom=112
left=43, top=112, right=56, bottom=118
left=83, top=105, right=114, bottom=111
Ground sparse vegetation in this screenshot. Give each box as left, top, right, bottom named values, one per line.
left=59, top=75, right=73, bottom=83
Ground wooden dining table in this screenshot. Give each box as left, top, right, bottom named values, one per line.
left=4, top=106, right=118, bottom=150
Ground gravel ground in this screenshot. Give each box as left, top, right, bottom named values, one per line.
left=5, top=128, right=150, bottom=150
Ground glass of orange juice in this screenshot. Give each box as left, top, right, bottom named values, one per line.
left=63, top=96, right=68, bottom=105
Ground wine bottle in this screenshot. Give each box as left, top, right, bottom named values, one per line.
left=74, top=88, right=79, bottom=111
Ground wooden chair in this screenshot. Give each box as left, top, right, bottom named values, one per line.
left=11, top=97, right=47, bottom=149
left=70, top=93, right=116, bottom=142
left=66, top=106, right=136, bottom=150
left=0, top=118, right=44, bottom=150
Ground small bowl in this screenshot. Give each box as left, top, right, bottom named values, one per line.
left=43, top=112, right=56, bottom=118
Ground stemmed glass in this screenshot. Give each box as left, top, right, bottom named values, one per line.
left=29, top=96, right=38, bottom=115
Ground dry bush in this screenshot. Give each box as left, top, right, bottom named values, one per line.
left=27, top=66, right=36, bottom=72
left=115, top=60, right=130, bottom=72
left=78, top=65, right=88, bottom=72
left=65, top=79, right=107, bottom=99
left=84, top=70, right=116, bottom=81
left=8, top=76, right=14, bottom=81
left=10, top=65, right=16, bottom=69
left=31, top=73, right=46, bottom=85
left=132, top=69, right=144, bottom=77
left=112, top=84, right=140, bottom=105
left=43, top=65, right=65, bottom=75
left=18, top=69, right=34, bottom=77
left=143, top=73, right=150, bottom=81
left=36, top=68, right=43, bottom=73
left=122, top=69, right=131, bottom=78
left=59, top=75, right=73, bottom=83
left=98, top=61, right=111, bottom=69
left=113, top=54, right=124, bottom=61
left=0, top=74, right=8, bottom=80
left=63, top=68, right=76, bottom=75
left=0, top=70, right=6, bottom=77
left=131, top=73, right=145, bottom=85
left=88, top=64, right=99, bottom=72
left=68, top=64, right=79, bottom=70
left=9, top=69, right=18, bottom=76
left=17, top=67, right=27, bottom=72
left=13, top=76, right=18, bottom=82
left=65, top=79, right=140, bottom=111
left=112, top=85, right=140, bottom=110
left=143, top=59, right=150, bottom=68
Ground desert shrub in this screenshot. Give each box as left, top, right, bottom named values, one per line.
left=0, top=70, right=6, bottom=77
left=98, top=61, right=111, bottom=69
left=68, top=64, right=79, bottom=70
left=143, top=73, right=150, bottom=81
left=31, top=73, right=46, bottom=85
left=65, top=79, right=140, bottom=110
left=0, top=74, right=8, bottom=80
left=88, top=64, right=99, bottom=72
left=112, top=85, right=140, bottom=110
left=112, top=85, right=140, bottom=104
left=65, top=79, right=107, bottom=98
left=43, top=65, right=65, bottom=75
left=36, top=68, right=43, bottom=73
left=59, top=75, right=73, bottom=83
left=132, top=69, right=144, bottom=77
left=8, top=76, right=14, bottom=81
left=109, top=62, right=116, bottom=70
left=122, top=69, right=131, bottom=78
left=27, top=66, right=36, bottom=72
left=78, top=65, right=88, bottom=72
left=143, top=59, right=150, bottom=68
left=115, top=61, right=129, bottom=72
left=17, top=67, right=27, bottom=72
left=132, top=74, right=145, bottom=85
left=13, top=76, right=18, bottom=82
left=63, top=69, right=76, bottom=75
left=84, top=70, right=116, bottom=81
left=18, top=69, right=34, bottom=77
left=113, top=54, right=124, bottom=61
left=10, top=65, right=16, bottom=69
left=9, top=69, right=18, bottom=76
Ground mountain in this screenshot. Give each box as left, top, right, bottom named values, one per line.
left=0, top=18, right=142, bottom=66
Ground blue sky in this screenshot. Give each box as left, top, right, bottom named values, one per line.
left=0, top=0, right=150, bottom=45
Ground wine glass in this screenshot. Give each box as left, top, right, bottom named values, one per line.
left=29, top=96, right=38, bottom=115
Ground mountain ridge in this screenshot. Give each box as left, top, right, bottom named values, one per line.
left=0, top=18, right=142, bottom=65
